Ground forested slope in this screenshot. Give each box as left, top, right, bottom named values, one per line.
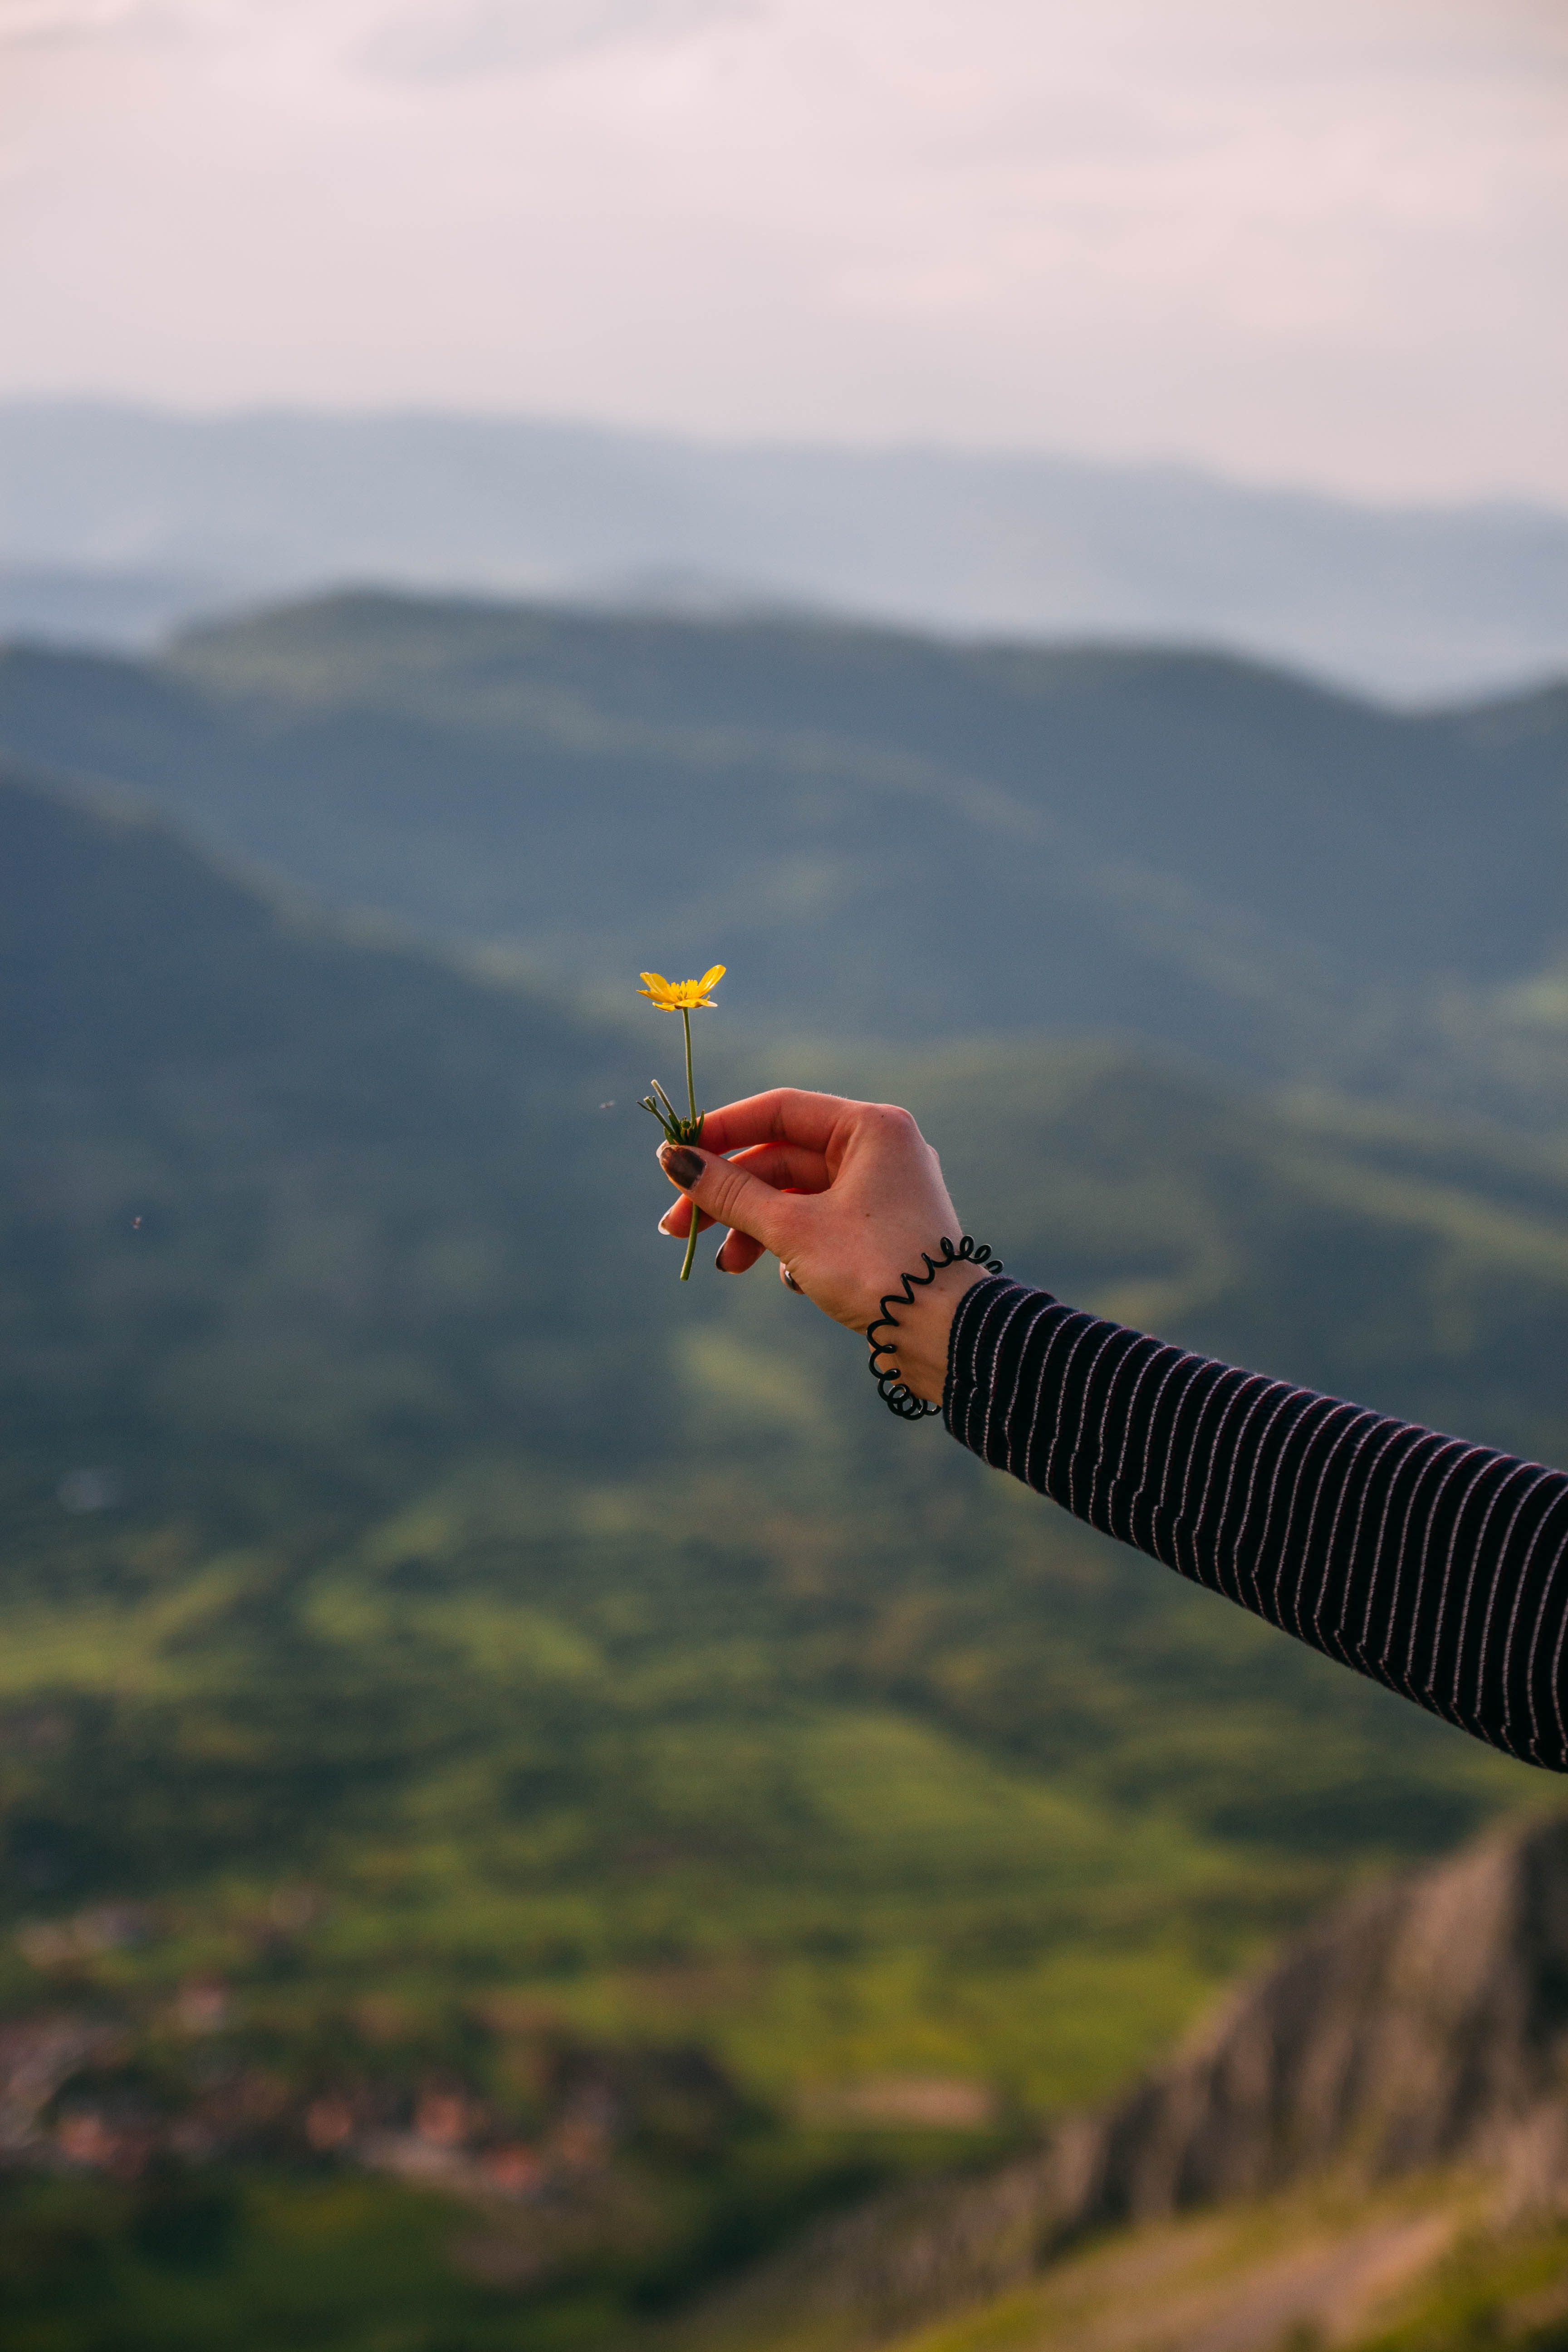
left=2, top=596, right=1564, bottom=1108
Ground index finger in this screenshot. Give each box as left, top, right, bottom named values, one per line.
left=698, top=1088, right=862, bottom=1157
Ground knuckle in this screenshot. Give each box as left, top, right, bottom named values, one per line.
left=774, top=1086, right=820, bottom=1134
left=872, top=1103, right=920, bottom=1142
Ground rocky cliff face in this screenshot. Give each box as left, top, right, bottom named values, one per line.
left=1083, top=1807, right=1568, bottom=2229
left=689, top=1810, right=1568, bottom=2349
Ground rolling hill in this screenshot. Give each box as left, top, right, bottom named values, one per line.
left=3, top=754, right=1567, bottom=2344
left=3, top=594, right=1565, bottom=1119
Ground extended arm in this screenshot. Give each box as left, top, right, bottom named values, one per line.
left=946, top=1276, right=1568, bottom=1772
left=656, top=1091, right=1568, bottom=1772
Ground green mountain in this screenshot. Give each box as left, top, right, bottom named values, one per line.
left=2, top=757, right=1566, bottom=2345
left=3, top=595, right=1565, bottom=1110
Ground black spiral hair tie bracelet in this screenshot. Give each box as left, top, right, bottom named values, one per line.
left=867, top=1235, right=1004, bottom=1419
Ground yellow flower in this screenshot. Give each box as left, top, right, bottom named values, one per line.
left=638, top=966, right=725, bottom=1010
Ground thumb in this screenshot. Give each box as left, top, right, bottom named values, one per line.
left=658, top=1141, right=797, bottom=1257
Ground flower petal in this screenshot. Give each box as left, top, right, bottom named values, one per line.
left=698, top=965, right=726, bottom=992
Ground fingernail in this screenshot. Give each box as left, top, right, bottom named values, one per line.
left=714, top=1244, right=733, bottom=1273
left=659, top=1142, right=704, bottom=1187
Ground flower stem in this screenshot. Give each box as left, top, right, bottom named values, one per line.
left=679, top=1003, right=700, bottom=1280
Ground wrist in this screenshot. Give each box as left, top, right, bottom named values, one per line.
left=877, top=1260, right=991, bottom=1405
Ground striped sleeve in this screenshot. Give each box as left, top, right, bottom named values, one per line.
left=944, top=1276, right=1568, bottom=1772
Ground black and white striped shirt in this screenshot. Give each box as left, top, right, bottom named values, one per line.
left=945, top=1276, right=1568, bottom=1772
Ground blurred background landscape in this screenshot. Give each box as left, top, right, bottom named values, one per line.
left=5, top=398, right=1568, bottom=700
left=2, top=3, right=1567, bottom=2347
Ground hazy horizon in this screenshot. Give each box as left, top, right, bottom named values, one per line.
left=7, top=392, right=1568, bottom=521
left=4, top=0, right=1564, bottom=505
left=6, top=397, right=1567, bottom=697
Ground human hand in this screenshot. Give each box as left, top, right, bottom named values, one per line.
left=655, top=1089, right=992, bottom=1404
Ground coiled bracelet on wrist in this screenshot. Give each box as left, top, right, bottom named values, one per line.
left=866, top=1235, right=1004, bottom=1419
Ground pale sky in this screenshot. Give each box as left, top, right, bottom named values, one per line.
left=3, top=0, right=1566, bottom=501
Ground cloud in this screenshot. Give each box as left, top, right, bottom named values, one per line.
left=0, top=0, right=170, bottom=47
left=356, top=0, right=752, bottom=83
left=0, top=0, right=1563, bottom=500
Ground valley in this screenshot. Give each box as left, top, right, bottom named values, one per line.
left=1, top=589, right=1566, bottom=2347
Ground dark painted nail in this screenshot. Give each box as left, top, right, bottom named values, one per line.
left=714, top=1244, right=733, bottom=1272
left=659, top=1142, right=704, bottom=1187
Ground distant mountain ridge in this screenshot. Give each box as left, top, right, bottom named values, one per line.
left=2, top=591, right=1564, bottom=1119
left=3, top=401, right=1567, bottom=698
